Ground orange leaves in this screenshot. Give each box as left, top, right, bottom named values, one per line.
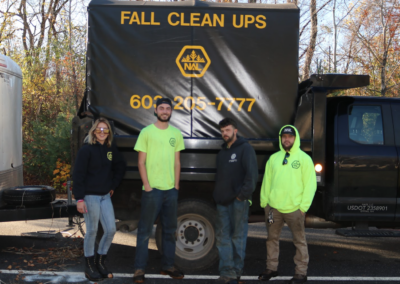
left=52, top=161, right=72, bottom=192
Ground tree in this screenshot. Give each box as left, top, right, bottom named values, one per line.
left=302, top=0, right=318, bottom=80
left=0, top=0, right=17, bottom=52
left=344, top=0, right=400, bottom=96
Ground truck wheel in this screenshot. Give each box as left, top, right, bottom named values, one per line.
left=155, top=199, right=218, bottom=272
left=2, top=185, right=56, bottom=206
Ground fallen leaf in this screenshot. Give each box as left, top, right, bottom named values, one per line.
left=23, top=259, right=28, bottom=263
left=7, top=265, right=12, bottom=269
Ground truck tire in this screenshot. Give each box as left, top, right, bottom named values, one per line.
left=2, top=185, right=56, bottom=206
left=155, top=199, right=218, bottom=272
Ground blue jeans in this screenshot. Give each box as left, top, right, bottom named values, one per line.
left=215, top=199, right=249, bottom=279
left=83, top=193, right=116, bottom=257
left=134, top=188, right=178, bottom=271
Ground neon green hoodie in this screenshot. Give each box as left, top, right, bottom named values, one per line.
left=260, top=125, right=317, bottom=213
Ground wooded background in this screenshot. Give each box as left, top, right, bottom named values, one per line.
left=0, top=0, right=399, bottom=188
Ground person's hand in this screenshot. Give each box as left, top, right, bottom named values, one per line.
left=109, top=190, right=114, bottom=197
left=144, top=184, right=152, bottom=192
left=300, top=210, right=305, bottom=216
left=236, top=197, right=242, bottom=201
left=175, top=184, right=180, bottom=190
left=77, top=201, right=88, bottom=214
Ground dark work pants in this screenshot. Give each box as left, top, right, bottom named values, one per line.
left=134, top=188, right=178, bottom=271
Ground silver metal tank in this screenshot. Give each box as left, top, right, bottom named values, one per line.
left=0, top=54, right=23, bottom=193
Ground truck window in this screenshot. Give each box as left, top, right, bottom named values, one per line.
left=348, top=105, right=384, bottom=145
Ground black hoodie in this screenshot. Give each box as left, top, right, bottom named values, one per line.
left=213, top=136, right=258, bottom=205
left=72, top=142, right=126, bottom=200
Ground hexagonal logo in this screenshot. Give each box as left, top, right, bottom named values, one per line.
left=176, top=46, right=211, bottom=78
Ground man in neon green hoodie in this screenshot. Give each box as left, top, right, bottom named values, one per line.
left=258, top=125, right=317, bottom=284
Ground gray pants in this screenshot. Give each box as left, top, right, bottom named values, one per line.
left=265, top=205, right=309, bottom=275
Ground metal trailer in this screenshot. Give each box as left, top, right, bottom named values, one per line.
left=0, top=54, right=79, bottom=222
left=0, top=54, right=23, bottom=202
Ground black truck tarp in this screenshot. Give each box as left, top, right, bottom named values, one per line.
left=86, top=0, right=299, bottom=138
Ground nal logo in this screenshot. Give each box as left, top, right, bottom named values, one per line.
left=176, top=46, right=211, bottom=78
left=229, top=153, right=237, bottom=163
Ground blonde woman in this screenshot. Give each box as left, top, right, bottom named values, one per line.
left=73, top=117, right=126, bottom=281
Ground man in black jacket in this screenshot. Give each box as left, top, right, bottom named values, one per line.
left=214, top=118, right=258, bottom=284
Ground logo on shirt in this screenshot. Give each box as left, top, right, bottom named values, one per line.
left=292, top=160, right=300, bottom=169
left=229, top=153, right=237, bottom=163
left=169, top=138, right=176, bottom=147
left=107, top=152, right=112, bottom=161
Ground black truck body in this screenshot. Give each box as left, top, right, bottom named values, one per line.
left=72, top=0, right=400, bottom=271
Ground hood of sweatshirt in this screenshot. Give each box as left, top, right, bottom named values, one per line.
left=259, top=124, right=317, bottom=213
left=214, top=135, right=258, bottom=205
left=221, top=135, right=247, bottom=150
left=279, top=125, right=300, bottom=154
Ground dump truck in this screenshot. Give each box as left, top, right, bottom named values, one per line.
left=72, top=0, right=400, bottom=272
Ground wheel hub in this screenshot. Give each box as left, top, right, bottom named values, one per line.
left=184, top=226, right=199, bottom=242
left=178, top=220, right=205, bottom=247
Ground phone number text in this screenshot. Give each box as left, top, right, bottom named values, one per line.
left=130, top=95, right=256, bottom=112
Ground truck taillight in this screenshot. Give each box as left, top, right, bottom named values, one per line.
left=315, top=164, right=323, bottom=172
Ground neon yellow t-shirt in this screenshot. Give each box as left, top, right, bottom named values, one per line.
left=134, top=124, right=185, bottom=190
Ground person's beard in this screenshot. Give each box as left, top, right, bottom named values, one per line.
left=282, top=141, right=293, bottom=151
left=157, top=113, right=171, bottom=122
left=223, top=133, right=235, bottom=144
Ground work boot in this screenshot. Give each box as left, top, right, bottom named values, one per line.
left=216, top=276, right=238, bottom=284
left=288, top=274, right=307, bottom=284
left=95, top=254, right=113, bottom=279
left=133, top=269, right=145, bottom=283
left=160, top=267, right=184, bottom=279
left=258, top=269, right=279, bottom=281
left=84, top=256, right=103, bottom=282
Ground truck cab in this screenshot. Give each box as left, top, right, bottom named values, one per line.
left=294, top=75, right=400, bottom=229
left=326, top=96, right=400, bottom=226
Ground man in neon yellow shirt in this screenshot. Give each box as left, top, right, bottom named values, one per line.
left=133, top=98, right=185, bottom=283
left=259, top=125, right=316, bottom=284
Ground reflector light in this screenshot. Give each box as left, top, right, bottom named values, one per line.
left=315, top=164, right=323, bottom=172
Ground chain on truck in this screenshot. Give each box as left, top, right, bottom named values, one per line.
left=1, top=0, right=399, bottom=273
